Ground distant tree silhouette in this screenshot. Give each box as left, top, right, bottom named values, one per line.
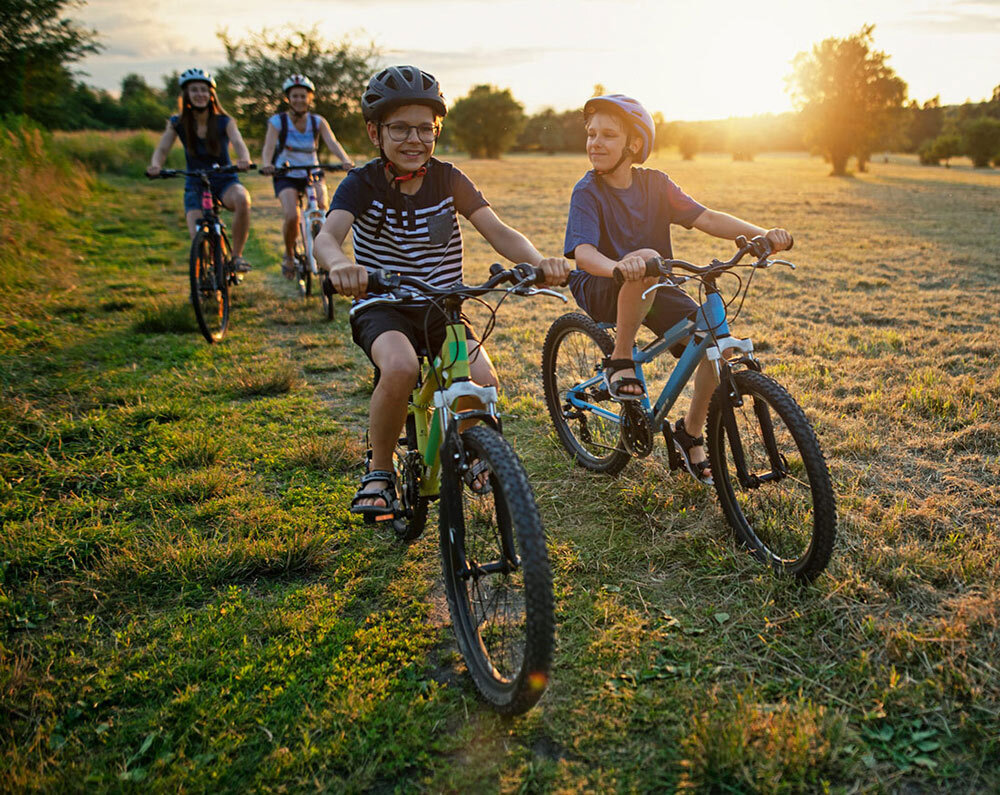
left=449, top=85, right=525, bottom=159
left=214, top=26, right=377, bottom=149
left=787, top=24, right=907, bottom=176
left=964, top=117, right=1000, bottom=168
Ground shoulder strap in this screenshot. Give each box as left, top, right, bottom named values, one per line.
left=273, top=112, right=289, bottom=165
left=310, top=113, right=319, bottom=146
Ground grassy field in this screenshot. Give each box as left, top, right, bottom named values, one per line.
left=2, top=138, right=999, bottom=791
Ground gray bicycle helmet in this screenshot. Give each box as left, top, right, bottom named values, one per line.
left=361, top=65, right=447, bottom=122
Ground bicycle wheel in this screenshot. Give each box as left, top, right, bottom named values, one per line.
left=438, top=424, right=554, bottom=714
left=542, top=312, right=630, bottom=475
left=393, top=414, right=429, bottom=542
left=295, top=236, right=310, bottom=298
left=189, top=228, right=230, bottom=344
left=707, top=369, right=836, bottom=581
left=311, top=219, right=334, bottom=320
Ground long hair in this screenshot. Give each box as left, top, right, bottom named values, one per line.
left=177, top=85, right=226, bottom=157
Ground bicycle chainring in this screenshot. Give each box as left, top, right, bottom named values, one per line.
left=621, top=403, right=654, bottom=458
left=398, top=450, right=425, bottom=516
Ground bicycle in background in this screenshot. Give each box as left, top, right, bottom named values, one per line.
left=542, top=236, right=837, bottom=581
left=350, top=263, right=566, bottom=714
left=147, top=164, right=252, bottom=344
left=269, top=163, right=349, bottom=320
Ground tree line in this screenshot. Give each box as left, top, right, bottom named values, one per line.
left=3, top=1, right=999, bottom=172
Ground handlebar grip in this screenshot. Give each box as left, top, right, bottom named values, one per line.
left=612, top=258, right=662, bottom=285
left=786, top=235, right=794, bottom=252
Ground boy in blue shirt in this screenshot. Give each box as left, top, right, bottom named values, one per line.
left=564, top=94, right=792, bottom=483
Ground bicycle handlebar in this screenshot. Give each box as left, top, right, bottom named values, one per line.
left=348, top=264, right=565, bottom=318
left=612, top=234, right=795, bottom=285
left=264, top=163, right=352, bottom=176
left=146, top=163, right=255, bottom=180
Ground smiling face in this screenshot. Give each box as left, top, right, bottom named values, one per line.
left=185, top=81, right=212, bottom=110
left=287, top=86, right=312, bottom=114
left=585, top=110, right=640, bottom=173
left=367, top=104, right=439, bottom=174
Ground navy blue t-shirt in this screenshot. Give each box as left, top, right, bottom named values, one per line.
left=170, top=114, right=233, bottom=190
left=563, top=168, right=706, bottom=292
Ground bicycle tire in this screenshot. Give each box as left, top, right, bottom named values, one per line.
left=542, top=312, right=630, bottom=475
left=393, top=414, right=429, bottom=542
left=438, top=424, right=554, bottom=714
left=707, top=369, right=836, bottom=581
left=189, top=228, right=229, bottom=344
left=311, top=219, right=334, bottom=320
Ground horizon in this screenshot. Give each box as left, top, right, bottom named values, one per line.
left=76, top=0, right=1000, bottom=121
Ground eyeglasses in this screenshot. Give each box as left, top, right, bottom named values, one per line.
left=383, top=122, right=440, bottom=143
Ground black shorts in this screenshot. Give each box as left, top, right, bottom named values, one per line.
left=350, top=302, right=480, bottom=364
left=273, top=173, right=322, bottom=198
left=568, top=272, right=697, bottom=357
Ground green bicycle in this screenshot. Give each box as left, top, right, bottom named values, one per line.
left=351, top=263, right=564, bottom=714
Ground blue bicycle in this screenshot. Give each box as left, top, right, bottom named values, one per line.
left=542, top=236, right=836, bottom=581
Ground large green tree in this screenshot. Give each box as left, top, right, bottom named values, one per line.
left=448, top=85, right=525, bottom=159
left=214, top=26, right=378, bottom=149
left=0, top=0, right=101, bottom=125
left=787, top=24, right=907, bottom=175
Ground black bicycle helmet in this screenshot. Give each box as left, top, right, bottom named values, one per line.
left=361, top=65, right=447, bottom=122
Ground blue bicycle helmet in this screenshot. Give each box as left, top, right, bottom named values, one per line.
left=584, top=94, right=655, bottom=163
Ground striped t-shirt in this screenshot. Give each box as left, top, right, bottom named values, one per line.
left=330, top=158, right=489, bottom=296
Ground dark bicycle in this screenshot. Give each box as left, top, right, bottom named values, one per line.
left=148, top=164, right=250, bottom=343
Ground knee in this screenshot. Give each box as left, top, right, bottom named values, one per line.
left=377, top=355, right=420, bottom=392
left=235, top=191, right=251, bottom=212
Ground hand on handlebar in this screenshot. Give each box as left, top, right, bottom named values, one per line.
left=764, top=228, right=793, bottom=254
left=536, top=257, right=571, bottom=287
left=146, top=165, right=161, bottom=178
left=614, top=253, right=652, bottom=283
left=259, top=164, right=275, bottom=176
left=236, top=158, right=252, bottom=172
left=326, top=263, right=369, bottom=298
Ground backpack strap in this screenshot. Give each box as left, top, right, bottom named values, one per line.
left=273, top=112, right=289, bottom=166
left=310, top=113, right=319, bottom=148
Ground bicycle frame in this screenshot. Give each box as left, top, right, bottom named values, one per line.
left=298, top=174, right=325, bottom=276
left=565, top=286, right=754, bottom=431
left=409, top=321, right=499, bottom=498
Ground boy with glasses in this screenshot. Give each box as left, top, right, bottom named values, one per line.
left=315, top=65, right=569, bottom=518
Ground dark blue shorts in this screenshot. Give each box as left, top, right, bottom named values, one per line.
left=183, top=176, right=240, bottom=212
left=273, top=174, right=323, bottom=198
left=568, top=271, right=697, bottom=356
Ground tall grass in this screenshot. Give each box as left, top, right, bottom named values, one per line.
left=52, top=129, right=184, bottom=178
left=0, top=117, right=92, bottom=298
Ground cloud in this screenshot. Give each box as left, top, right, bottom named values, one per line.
left=894, top=2, right=1000, bottom=33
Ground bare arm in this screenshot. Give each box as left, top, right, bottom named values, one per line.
left=259, top=125, right=278, bottom=174
left=315, top=209, right=371, bottom=296
left=225, top=118, right=252, bottom=170
left=692, top=209, right=792, bottom=251
left=147, top=120, right=178, bottom=175
left=468, top=206, right=569, bottom=285
left=319, top=118, right=353, bottom=167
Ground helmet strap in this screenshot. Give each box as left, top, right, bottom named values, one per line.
left=594, top=145, right=633, bottom=177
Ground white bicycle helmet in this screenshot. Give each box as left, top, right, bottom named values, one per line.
left=178, top=68, right=216, bottom=90
left=283, top=74, right=316, bottom=94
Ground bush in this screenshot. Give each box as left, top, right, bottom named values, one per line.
left=963, top=117, right=1000, bottom=168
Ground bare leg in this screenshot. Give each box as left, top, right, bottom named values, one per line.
left=185, top=209, right=201, bottom=239
left=609, top=247, right=662, bottom=396
left=357, top=332, right=420, bottom=508
left=221, top=184, right=251, bottom=257
left=277, top=187, right=300, bottom=260
left=683, top=358, right=718, bottom=467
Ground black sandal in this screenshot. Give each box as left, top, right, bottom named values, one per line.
left=463, top=458, right=493, bottom=495
left=350, top=469, right=398, bottom=521
left=602, top=358, right=646, bottom=401
left=673, top=417, right=713, bottom=484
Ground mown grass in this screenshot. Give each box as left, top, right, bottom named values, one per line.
left=1, top=138, right=998, bottom=791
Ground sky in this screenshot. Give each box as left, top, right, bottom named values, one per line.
left=75, top=0, right=1000, bottom=121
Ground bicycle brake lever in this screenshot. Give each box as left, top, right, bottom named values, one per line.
left=521, top=286, right=568, bottom=302
left=769, top=258, right=796, bottom=270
